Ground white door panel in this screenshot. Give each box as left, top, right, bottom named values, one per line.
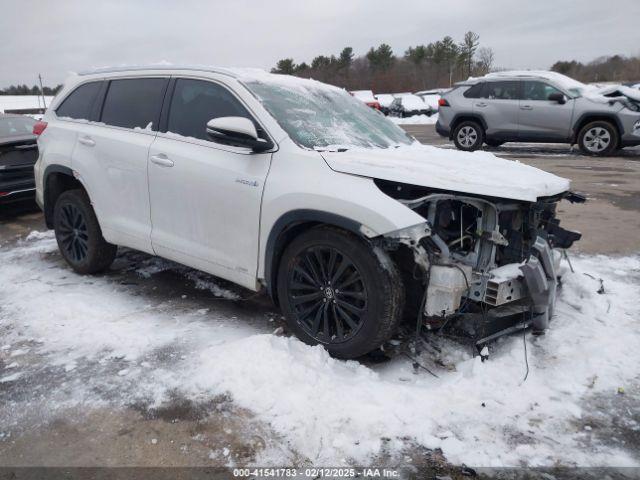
left=72, top=124, right=155, bottom=253
left=148, top=134, right=271, bottom=289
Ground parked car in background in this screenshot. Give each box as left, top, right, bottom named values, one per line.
left=389, top=94, right=434, bottom=117
left=34, top=66, right=581, bottom=358
left=415, top=89, right=448, bottom=112
left=350, top=90, right=380, bottom=110
left=375, top=93, right=396, bottom=115
left=436, top=71, right=640, bottom=155
left=0, top=114, right=38, bottom=205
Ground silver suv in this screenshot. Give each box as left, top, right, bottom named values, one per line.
left=436, top=71, right=640, bottom=156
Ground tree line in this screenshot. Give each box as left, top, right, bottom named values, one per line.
left=271, top=31, right=495, bottom=93
left=551, top=54, right=640, bottom=84
left=0, top=84, right=63, bottom=96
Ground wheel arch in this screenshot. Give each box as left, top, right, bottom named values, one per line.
left=449, top=113, right=488, bottom=139
left=572, top=113, right=623, bottom=144
left=42, top=165, right=87, bottom=229
left=264, top=210, right=366, bottom=304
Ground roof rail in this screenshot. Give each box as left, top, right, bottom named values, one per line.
left=77, top=64, right=240, bottom=78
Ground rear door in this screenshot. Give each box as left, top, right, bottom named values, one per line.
left=518, top=80, right=574, bottom=141
left=473, top=81, right=521, bottom=138
left=147, top=77, right=273, bottom=289
left=71, top=77, right=168, bottom=253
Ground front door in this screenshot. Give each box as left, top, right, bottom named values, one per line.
left=518, top=80, right=574, bottom=141
left=148, top=78, right=272, bottom=289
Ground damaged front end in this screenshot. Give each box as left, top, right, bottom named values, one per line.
left=376, top=179, right=584, bottom=344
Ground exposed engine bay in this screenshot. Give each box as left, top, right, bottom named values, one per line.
left=375, top=179, right=585, bottom=343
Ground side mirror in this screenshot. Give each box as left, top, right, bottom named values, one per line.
left=548, top=92, right=566, bottom=104
left=206, top=117, right=273, bottom=152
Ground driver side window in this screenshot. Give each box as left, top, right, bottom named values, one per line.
left=522, top=81, right=563, bottom=101
left=167, top=79, right=253, bottom=141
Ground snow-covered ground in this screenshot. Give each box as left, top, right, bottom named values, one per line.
left=0, top=95, right=54, bottom=112
left=389, top=113, right=438, bottom=125
left=1, top=231, right=639, bottom=467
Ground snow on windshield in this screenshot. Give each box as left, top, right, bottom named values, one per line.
left=242, top=73, right=413, bottom=150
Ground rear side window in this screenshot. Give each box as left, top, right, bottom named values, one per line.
left=100, top=78, right=167, bottom=130
left=481, top=81, right=520, bottom=100
left=167, top=79, right=252, bottom=141
left=56, top=82, right=102, bottom=120
left=463, top=83, right=484, bottom=98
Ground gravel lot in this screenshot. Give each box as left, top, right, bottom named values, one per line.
left=1, top=126, right=639, bottom=475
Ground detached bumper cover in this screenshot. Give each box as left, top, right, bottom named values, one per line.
left=519, top=237, right=561, bottom=333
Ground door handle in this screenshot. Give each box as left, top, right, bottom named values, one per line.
left=150, top=154, right=174, bottom=167
left=520, top=105, right=533, bottom=110
left=78, top=136, right=95, bottom=147
left=475, top=102, right=487, bottom=108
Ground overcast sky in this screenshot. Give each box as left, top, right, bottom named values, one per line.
left=1, top=0, right=638, bottom=88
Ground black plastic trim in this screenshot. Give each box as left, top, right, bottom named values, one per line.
left=450, top=113, right=488, bottom=138
left=42, top=164, right=75, bottom=228
left=89, top=81, right=108, bottom=122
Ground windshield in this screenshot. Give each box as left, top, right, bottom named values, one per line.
left=0, top=116, right=36, bottom=138
left=243, top=77, right=413, bottom=150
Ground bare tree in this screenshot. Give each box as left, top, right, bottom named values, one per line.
left=476, top=47, right=495, bottom=75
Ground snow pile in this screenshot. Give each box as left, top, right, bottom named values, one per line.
left=390, top=113, right=438, bottom=125
left=1, top=232, right=639, bottom=467
left=351, top=90, right=377, bottom=103
left=0, top=95, right=54, bottom=112
left=419, top=93, right=440, bottom=110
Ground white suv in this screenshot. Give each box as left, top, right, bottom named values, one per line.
left=34, top=66, right=583, bottom=358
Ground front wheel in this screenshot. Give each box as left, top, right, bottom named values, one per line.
left=53, top=189, right=117, bottom=274
left=453, top=121, right=484, bottom=151
left=577, top=121, right=618, bottom=156
left=277, top=227, right=404, bottom=359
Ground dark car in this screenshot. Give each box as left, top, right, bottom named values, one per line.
left=0, top=114, right=38, bottom=205
left=388, top=94, right=434, bottom=117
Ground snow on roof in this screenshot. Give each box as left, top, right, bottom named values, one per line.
left=483, top=70, right=588, bottom=92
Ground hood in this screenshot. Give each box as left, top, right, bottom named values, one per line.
left=320, top=143, right=570, bottom=202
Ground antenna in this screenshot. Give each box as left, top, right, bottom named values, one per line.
left=38, top=74, right=47, bottom=110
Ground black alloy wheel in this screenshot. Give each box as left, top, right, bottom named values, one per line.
left=287, top=246, right=367, bottom=344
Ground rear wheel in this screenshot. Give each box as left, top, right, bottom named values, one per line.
left=453, top=121, right=484, bottom=151
left=53, top=190, right=117, bottom=274
left=578, top=121, right=618, bottom=156
left=277, top=227, right=404, bottom=359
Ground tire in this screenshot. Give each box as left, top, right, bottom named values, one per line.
left=53, top=189, right=117, bottom=274
left=485, top=139, right=504, bottom=148
left=577, top=121, right=618, bottom=156
left=277, top=226, right=404, bottom=359
left=453, top=121, right=484, bottom=151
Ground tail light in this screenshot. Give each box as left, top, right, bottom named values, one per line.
left=33, top=121, right=48, bottom=136
left=438, top=98, right=450, bottom=107
left=370, top=102, right=381, bottom=110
